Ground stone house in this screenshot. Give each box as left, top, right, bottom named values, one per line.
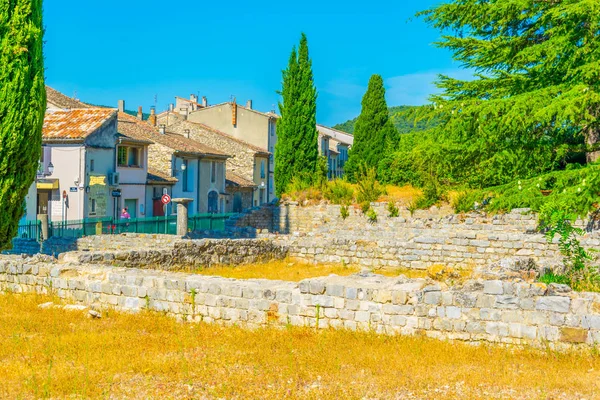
left=166, top=120, right=271, bottom=210
left=160, top=95, right=278, bottom=202
left=116, top=112, right=229, bottom=216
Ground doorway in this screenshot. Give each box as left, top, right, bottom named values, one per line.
left=124, top=199, right=137, bottom=218
left=233, top=192, right=242, bottom=213
left=37, top=190, right=50, bottom=215
left=208, top=191, right=218, bottom=213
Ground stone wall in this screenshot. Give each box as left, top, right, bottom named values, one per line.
left=62, top=238, right=287, bottom=269
left=236, top=203, right=600, bottom=270
left=4, top=237, right=78, bottom=257
left=2, top=256, right=600, bottom=349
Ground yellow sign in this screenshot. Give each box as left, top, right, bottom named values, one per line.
left=89, top=175, right=106, bottom=186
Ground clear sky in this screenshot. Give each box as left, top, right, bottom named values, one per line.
left=44, top=0, right=467, bottom=126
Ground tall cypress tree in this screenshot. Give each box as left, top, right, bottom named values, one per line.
left=0, top=0, right=46, bottom=250
left=345, top=74, right=398, bottom=181
left=275, top=33, right=319, bottom=197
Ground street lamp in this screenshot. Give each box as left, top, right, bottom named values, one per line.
left=47, top=162, right=54, bottom=175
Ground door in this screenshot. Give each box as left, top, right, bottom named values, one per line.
left=153, top=200, right=165, bottom=217
left=37, top=191, right=49, bottom=215
left=233, top=193, right=242, bottom=213
left=124, top=199, right=137, bottom=218
left=208, top=191, right=218, bottom=213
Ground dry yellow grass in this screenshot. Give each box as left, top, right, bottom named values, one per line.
left=1, top=293, right=599, bottom=399
left=190, top=259, right=362, bottom=281
left=188, top=260, right=473, bottom=283
left=379, top=184, right=422, bottom=205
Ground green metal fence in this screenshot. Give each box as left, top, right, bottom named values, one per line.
left=18, top=213, right=237, bottom=240
left=16, top=220, right=41, bottom=240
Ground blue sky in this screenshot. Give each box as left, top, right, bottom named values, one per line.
left=44, top=0, right=466, bottom=126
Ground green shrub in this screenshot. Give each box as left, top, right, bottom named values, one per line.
left=366, top=208, right=378, bottom=223
left=340, top=205, right=350, bottom=220
left=356, top=163, right=383, bottom=203
left=411, top=175, right=445, bottom=210
left=324, top=179, right=354, bottom=205
left=538, top=202, right=600, bottom=291
left=386, top=202, right=399, bottom=217
left=360, top=201, right=371, bottom=214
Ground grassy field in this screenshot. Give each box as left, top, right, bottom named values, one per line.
left=1, top=294, right=599, bottom=399
left=186, top=259, right=473, bottom=283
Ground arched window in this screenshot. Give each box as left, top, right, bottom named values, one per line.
left=208, top=191, right=219, bottom=214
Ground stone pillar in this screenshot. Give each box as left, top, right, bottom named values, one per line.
left=171, top=198, right=194, bottom=236
left=38, top=214, right=49, bottom=241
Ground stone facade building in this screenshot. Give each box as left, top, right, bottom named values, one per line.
left=167, top=120, right=271, bottom=209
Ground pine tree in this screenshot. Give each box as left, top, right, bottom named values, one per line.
left=345, top=74, right=398, bottom=181
left=275, top=33, right=319, bottom=197
left=412, top=0, right=600, bottom=187
left=0, top=0, right=46, bottom=250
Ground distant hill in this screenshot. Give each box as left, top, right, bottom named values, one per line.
left=333, top=105, right=438, bottom=134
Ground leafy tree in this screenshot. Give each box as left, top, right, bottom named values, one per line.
left=275, top=33, right=319, bottom=196
left=0, top=0, right=46, bottom=250
left=345, top=75, right=398, bottom=181
left=334, top=105, right=439, bottom=135
left=411, top=0, right=600, bottom=188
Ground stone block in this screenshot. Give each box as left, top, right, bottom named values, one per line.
left=559, top=327, right=588, bottom=343
left=483, top=280, right=503, bottom=295
left=536, top=296, right=571, bottom=313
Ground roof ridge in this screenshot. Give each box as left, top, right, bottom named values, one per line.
left=180, top=120, right=269, bottom=153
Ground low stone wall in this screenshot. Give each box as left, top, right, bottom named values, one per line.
left=5, top=237, right=78, bottom=257
left=63, top=239, right=288, bottom=269
left=2, top=256, right=599, bottom=349
left=231, top=204, right=600, bottom=270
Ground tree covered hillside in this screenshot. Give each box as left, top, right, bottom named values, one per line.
left=333, top=105, right=438, bottom=134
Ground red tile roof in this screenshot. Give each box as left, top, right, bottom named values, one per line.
left=43, top=108, right=117, bottom=140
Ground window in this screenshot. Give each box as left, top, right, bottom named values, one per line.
left=182, top=160, right=190, bottom=192
left=260, top=160, right=265, bottom=179
left=321, top=137, right=328, bottom=157
left=211, top=161, right=216, bottom=183
left=117, top=146, right=141, bottom=167
left=90, top=159, right=95, bottom=172
left=90, top=198, right=97, bottom=214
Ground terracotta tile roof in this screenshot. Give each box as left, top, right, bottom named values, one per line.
left=226, top=172, right=256, bottom=188
left=43, top=108, right=117, bottom=140
left=117, top=112, right=228, bottom=157
left=147, top=168, right=178, bottom=184
left=45, top=86, right=91, bottom=109
left=179, top=120, right=269, bottom=155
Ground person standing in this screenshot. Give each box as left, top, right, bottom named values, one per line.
left=120, top=207, right=131, bottom=232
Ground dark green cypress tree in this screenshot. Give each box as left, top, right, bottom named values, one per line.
left=0, top=0, right=46, bottom=250
left=345, top=74, right=398, bottom=181
left=275, top=33, right=319, bottom=197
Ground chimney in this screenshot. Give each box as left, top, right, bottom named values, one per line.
left=169, top=103, right=174, bottom=112
left=159, top=124, right=166, bottom=135
left=118, top=100, right=125, bottom=113
left=190, top=94, right=198, bottom=104
left=137, top=106, right=143, bottom=120
left=149, top=107, right=157, bottom=126
left=231, top=99, right=237, bottom=126
left=246, top=100, right=253, bottom=110
left=201, top=96, right=207, bottom=107
left=184, top=129, right=190, bottom=139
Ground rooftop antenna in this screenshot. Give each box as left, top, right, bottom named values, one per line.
left=154, top=94, right=158, bottom=108
left=73, top=89, right=78, bottom=100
